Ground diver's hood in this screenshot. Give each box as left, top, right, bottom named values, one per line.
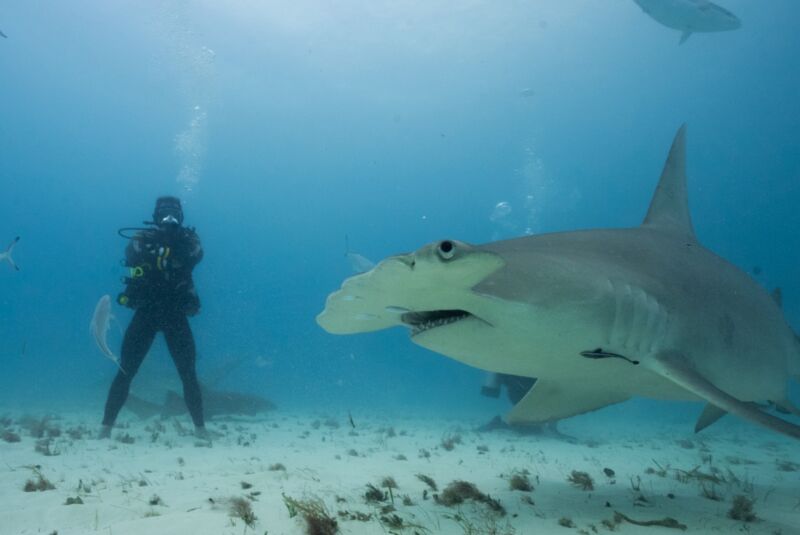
left=153, top=196, right=184, bottom=226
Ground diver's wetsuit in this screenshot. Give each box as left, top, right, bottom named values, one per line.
left=102, top=224, right=204, bottom=428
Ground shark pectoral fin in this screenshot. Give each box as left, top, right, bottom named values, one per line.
left=695, top=403, right=727, bottom=433
left=654, top=352, right=800, bottom=439
left=679, top=31, right=692, bottom=45
left=505, top=379, right=629, bottom=424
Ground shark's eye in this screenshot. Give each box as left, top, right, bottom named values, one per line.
left=437, top=240, right=455, bottom=260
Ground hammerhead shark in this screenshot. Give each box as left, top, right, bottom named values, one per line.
left=1, top=237, right=20, bottom=271
left=317, top=126, right=800, bottom=439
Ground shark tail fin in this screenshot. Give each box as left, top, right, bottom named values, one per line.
left=3, top=236, right=19, bottom=271
left=642, top=126, right=698, bottom=243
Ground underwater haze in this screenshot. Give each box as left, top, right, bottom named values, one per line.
left=1, top=0, right=800, bottom=447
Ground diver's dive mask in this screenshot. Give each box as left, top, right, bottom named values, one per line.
left=159, top=214, right=180, bottom=226
left=153, top=196, right=184, bottom=227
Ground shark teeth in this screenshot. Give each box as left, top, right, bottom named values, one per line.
left=402, top=310, right=472, bottom=336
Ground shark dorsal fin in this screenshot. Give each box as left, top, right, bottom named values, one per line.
left=642, top=124, right=697, bottom=242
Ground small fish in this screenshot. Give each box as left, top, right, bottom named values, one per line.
left=345, top=235, right=375, bottom=273
left=21, top=340, right=26, bottom=356
left=348, top=411, right=356, bottom=429
left=90, top=294, right=124, bottom=373
left=0, top=236, right=20, bottom=270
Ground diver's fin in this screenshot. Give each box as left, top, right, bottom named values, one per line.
left=695, top=403, right=727, bottom=433
left=679, top=31, right=692, bottom=45
left=642, top=125, right=697, bottom=242
left=506, top=379, right=629, bottom=424
left=771, top=288, right=783, bottom=308
left=653, top=352, right=800, bottom=439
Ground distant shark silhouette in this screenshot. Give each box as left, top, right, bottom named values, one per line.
left=1, top=237, right=19, bottom=270
left=318, top=125, right=800, bottom=439
left=633, top=0, right=741, bottom=44
left=90, top=295, right=124, bottom=373
left=345, top=235, right=375, bottom=273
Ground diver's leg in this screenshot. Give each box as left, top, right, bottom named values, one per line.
left=101, top=309, right=157, bottom=432
left=163, top=312, right=204, bottom=430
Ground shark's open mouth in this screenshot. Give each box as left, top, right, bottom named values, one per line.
left=401, top=310, right=473, bottom=336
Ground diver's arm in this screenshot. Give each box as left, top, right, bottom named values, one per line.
left=183, top=229, right=203, bottom=267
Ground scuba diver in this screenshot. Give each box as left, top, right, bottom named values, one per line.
left=100, top=196, right=206, bottom=439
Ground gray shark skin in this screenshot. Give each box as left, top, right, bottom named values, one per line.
left=317, top=126, right=800, bottom=439
left=633, top=0, right=741, bottom=44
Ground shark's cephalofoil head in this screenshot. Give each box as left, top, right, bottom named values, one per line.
left=317, top=239, right=505, bottom=339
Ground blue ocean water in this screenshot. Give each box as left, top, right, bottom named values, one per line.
left=1, top=0, right=798, bottom=430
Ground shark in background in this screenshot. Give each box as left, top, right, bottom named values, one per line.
left=120, top=355, right=275, bottom=420
left=633, top=0, right=741, bottom=44
left=1, top=236, right=20, bottom=271
left=126, top=386, right=275, bottom=420
left=318, top=125, right=800, bottom=440
left=345, top=235, right=375, bottom=274
left=90, top=294, right=124, bottom=373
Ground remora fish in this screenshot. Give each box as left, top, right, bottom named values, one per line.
left=317, top=125, right=800, bottom=440
left=90, top=294, right=123, bottom=373
left=633, top=0, right=741, bottom=44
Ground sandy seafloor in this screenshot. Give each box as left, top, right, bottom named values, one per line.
left=1, top=409, right=799, bottom=535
